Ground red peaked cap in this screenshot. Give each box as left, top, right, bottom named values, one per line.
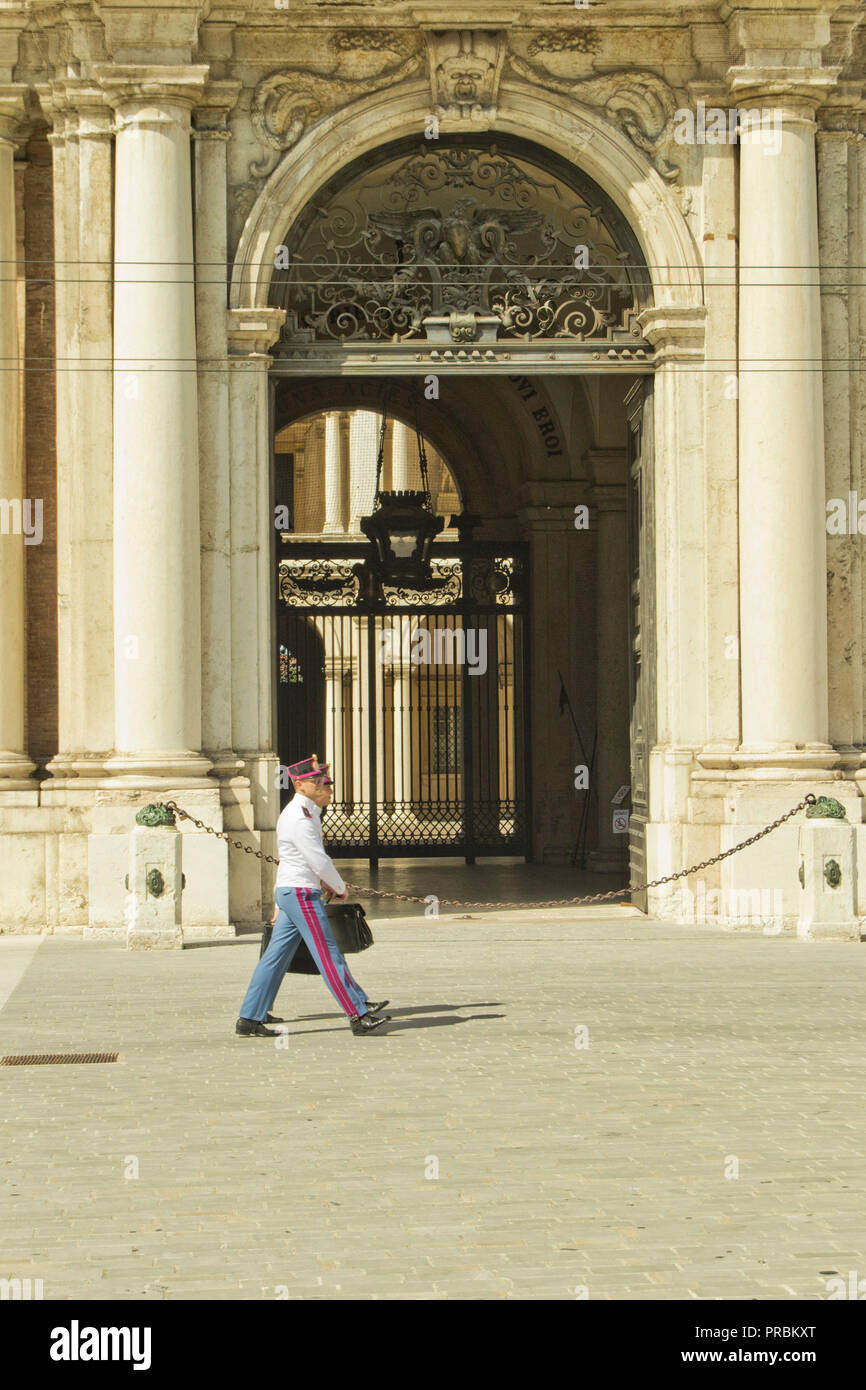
left=287, top=754, right=332, bottom=785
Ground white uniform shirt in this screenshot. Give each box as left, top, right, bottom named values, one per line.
left=274, top=793, right=347, bottom=895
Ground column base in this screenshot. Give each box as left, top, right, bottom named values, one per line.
left=702, top=744, right=841, bottom=776
left=102, top=751, right=215, bottom=783
left=44, top=752, right=112, bottom=786
left=0, top=751, right=37, bottom=789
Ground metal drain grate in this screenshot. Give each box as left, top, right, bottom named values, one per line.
left=1, top=1053, right=119, bottom=1066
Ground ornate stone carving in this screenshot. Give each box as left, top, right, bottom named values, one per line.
left=249, top=31, right=424, bottom=178
left=272, top=142, right=649, bottom=345
left=507, top=57, right=681, bottom=181
left=424, top=30, right=507, bottom=123
left=527, top=30, right=601, bottom=57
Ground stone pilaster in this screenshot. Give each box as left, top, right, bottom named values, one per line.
left=518, top=481, right=595, bottom=864
left=634, top=306, right=709, bottom=912
left=586, top=449, right=629, bottom=873
left=193, top=80, right=243, bottom=783
left=226, top=306, right=285, bottom=926
left=0, top=84, right=36, bottom=792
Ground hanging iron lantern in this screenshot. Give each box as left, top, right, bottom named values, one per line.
left=359, top=404, right=444, bottom=589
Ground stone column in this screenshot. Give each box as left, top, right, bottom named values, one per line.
left=0, top=85, right=35, bottom=791
left=391, top=418, right=410, bottom=490
left=349, top=411, right=377, bottom=528
left=586, top=449, right=629, bottom=873
left=323, top=410, right=348, bottom=533
left=193, top=81, right=242, bottom=781
left=817, top=111, right=865, bottom=768
left=38, top=84, right=115, bottom=789
left=98, top=66, right=212, bottom=784
left=729, top=61, right=839, bottom=766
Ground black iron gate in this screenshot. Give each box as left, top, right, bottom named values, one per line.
left=276, top=541, right=530, bottom=863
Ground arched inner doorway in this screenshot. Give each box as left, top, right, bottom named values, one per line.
left=273, top=402, right=529, bottom=864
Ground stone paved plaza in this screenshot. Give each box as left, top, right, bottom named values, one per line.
left=1, top=912, right=865, bottom=1301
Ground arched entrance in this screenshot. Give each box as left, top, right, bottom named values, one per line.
left=229, top=91, right=705, bottom=898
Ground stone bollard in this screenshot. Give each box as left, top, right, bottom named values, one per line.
left=126, top=804, right=183, bottom=950
left=797, top=797, right=862, bottom=942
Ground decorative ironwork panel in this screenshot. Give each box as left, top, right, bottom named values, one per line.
left=279, top=557, right=360, bottom=608
left=382, top=558, right=462, bottom=608
left=273, top=136, right=650, bottom=346
left=276, top=540, right=529, bottom=860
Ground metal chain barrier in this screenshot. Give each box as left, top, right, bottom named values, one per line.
left=163, top=793, right=816, bottom=912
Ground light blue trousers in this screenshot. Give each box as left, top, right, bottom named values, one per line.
left=240, top=886, right=369, bottom=1022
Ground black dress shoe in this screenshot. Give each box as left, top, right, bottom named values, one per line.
left=365, top=1000, right=389, bottom=1013
left=266, top=1012, right=285, bottom=1023
left=236, top=1017, right=280, bottom=1037
left=350, top=1012, right=391, bottom=1035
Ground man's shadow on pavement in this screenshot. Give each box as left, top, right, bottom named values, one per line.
left=286, top=1003, right=505, bottom=1035
left=291, top=1002, right=502, bottom=1021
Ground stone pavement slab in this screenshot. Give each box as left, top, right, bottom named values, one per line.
left=0, top=916, right=865, bottom=1300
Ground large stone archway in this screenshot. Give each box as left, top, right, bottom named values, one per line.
left=224, top=86, right=707, bottom=896
left=230, top=83, right=701, bottom=317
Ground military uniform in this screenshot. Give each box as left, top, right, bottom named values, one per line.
left=236, top=756, right=389, bottom=1035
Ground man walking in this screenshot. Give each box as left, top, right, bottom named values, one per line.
left=235, top=755, right=391, bottom=1037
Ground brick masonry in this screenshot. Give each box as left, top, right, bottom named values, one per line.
left=20, top=133, right=58, bottom=770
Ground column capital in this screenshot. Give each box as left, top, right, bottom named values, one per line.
left=0, top=82, right=27, bottom=144
left=583, top=447, right=627, bottom=489
left=193, top=78, right=241, bottom=133
left=95, top=64, right=210, bottom=115
left=635, top=305, right=707, bottom=363
left=726, top=65, right=842, bottom=111
left=227, top=307, right=286, bottom=358
left=38, top=81, right=116, bottom=142
left=817, top=84, right=866, bottom=136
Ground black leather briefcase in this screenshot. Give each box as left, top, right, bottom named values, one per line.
left=259, top=901, right=374, bottom=976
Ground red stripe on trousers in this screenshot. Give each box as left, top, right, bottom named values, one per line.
left=296, top=889, right=358, bottom=1016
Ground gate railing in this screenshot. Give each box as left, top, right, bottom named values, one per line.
left=276, top=538, right=530, bottom=863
